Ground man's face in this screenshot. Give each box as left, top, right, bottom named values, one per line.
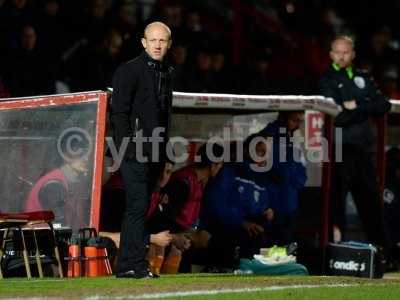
left=70, top=158, right=89, bottom=174
left=141, top=25, right=171, bottom=61
left=21, top=25, right=36, bottom=51
left=108, top=33, right=123, bottom=57
left=330, top=39, right=355, bottom=68
left=196, top=52, right=211, bottom=71
left=287, top=112, right=304, bottom=133
left=254, top=139, right=272, bottom=167
left=90, top=0, right=106, bottom=19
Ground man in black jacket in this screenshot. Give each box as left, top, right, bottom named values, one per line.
left=111, top=21, right=173, bottom=278
left=320, top=35, right=391, bottom=247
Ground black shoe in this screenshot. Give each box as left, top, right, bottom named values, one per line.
left=136, top=269, right=160, bottom=279
left=116, top=269, right=159, bottom=279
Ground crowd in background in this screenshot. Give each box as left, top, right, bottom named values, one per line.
left=1, top=0, right=400, bottom=98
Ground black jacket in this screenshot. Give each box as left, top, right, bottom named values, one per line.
left=320, top=65, right=391, bottom=146
left=111, top=51, right=173, bottom=160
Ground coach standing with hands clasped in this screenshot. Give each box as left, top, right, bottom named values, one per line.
left=111, top=22, right=173, bottom=279
left=320, top=36, right=391, bottom=248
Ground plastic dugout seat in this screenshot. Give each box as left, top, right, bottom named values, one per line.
left=0, top=211, right=63, bottom=279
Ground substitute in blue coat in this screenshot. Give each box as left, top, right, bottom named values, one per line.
left=200, top=158, right=275, bottom=268
left=202, top=164, right=273, bottom=229
left=260, top=112, right=307, bottom=245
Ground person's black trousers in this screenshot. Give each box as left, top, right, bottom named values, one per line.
left=203, top=223, right=264, bottom=269
left=331, top=144, right=386, bottom=246
left=270, top=211, right=297, bottom=246
left=117, top=159, right=160, bottom=273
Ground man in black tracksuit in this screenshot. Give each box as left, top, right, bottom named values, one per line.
left=320, top=36, right=392, bottom=247
left=111, top=22, right=173, bottom=278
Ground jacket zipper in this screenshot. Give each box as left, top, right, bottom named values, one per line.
left=157, top=71, right=162, bottom=95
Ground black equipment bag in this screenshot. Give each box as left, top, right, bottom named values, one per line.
left=327, top=241, right=384, bottom=279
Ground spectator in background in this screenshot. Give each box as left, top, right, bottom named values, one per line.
left=0, top=0, right=6, bottom=53
left=185, top=10, right=203, bottom=34
left=358, top=27, right=399, bottom=83
left=0, top=0, right=34, bottom=51
left=381, top=66, right=400, bottom=99
left=35, top=0, right=66, bottom=60
left=61, top=0, right=113, bottom=89
left=186, top=48, right=214, bottom=92
left=7, top=24, right=55, bottom=96
left=80, top=0, right=109, bottom=45
left=210, top=47, right=232, bottom=93
left=260, top=112, right=307, bottom=245
left=320, top=35, right=392, bottom=247
left=320, top=7, right=346, bottom=37
left=111, top=0, right=141, bottom=62
left=0, top=29, right=8, bottom=95
left=0, top=75, right=10, bottom=98
left=160, top=2, right=183, bottom=30
left=71, top=29, right=123, bottom=91
left=136, top=0, right=157, bottom=21
left=34, top=0, right=70, bottom=90
left=242, top=49, right=277, bottom=95
left=169, top=43, right=188, bottom=91
left=386, top=147, right=400, bottom=165
left=181, top=9, right=207, bottom=53
left=183, top=10, right=204, bottom=40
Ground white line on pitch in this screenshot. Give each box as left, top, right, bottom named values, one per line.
left=85, top=283, right=359, bottom=300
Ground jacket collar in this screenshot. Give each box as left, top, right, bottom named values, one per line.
left=332, top=62, right=354, bottom=79
left=141, top=50, right=164, bottom=70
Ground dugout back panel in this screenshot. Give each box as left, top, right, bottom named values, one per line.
left=0, top=92, right=107, bottom=232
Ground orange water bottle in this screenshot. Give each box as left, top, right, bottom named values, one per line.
left=147, top=245, right=164, bottom=275
left=67, top=235, right=81, bottom=277
left=160, top=245, right=181, bottom=274
left=84, top=238, right=99, bottom=277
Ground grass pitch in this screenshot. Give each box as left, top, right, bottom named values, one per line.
left=1, top=274, right=400, bottom=300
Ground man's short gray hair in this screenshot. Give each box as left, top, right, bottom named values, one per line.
left=144, top=21, right=172, bottom=39
left=331, top=35, right=355, bottom=49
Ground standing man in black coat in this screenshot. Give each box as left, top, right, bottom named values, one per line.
left=111, top=21, right=173, bottom=279
left=320, top=36, right=392, bottom=247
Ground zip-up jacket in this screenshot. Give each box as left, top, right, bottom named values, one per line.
left=261, top=120, right=307, bottom=214
left=111, top=51, right=173, bottom=160
left=320, top=65, right=391, bottom=146
left=201, top=164, right=272, bottom=228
